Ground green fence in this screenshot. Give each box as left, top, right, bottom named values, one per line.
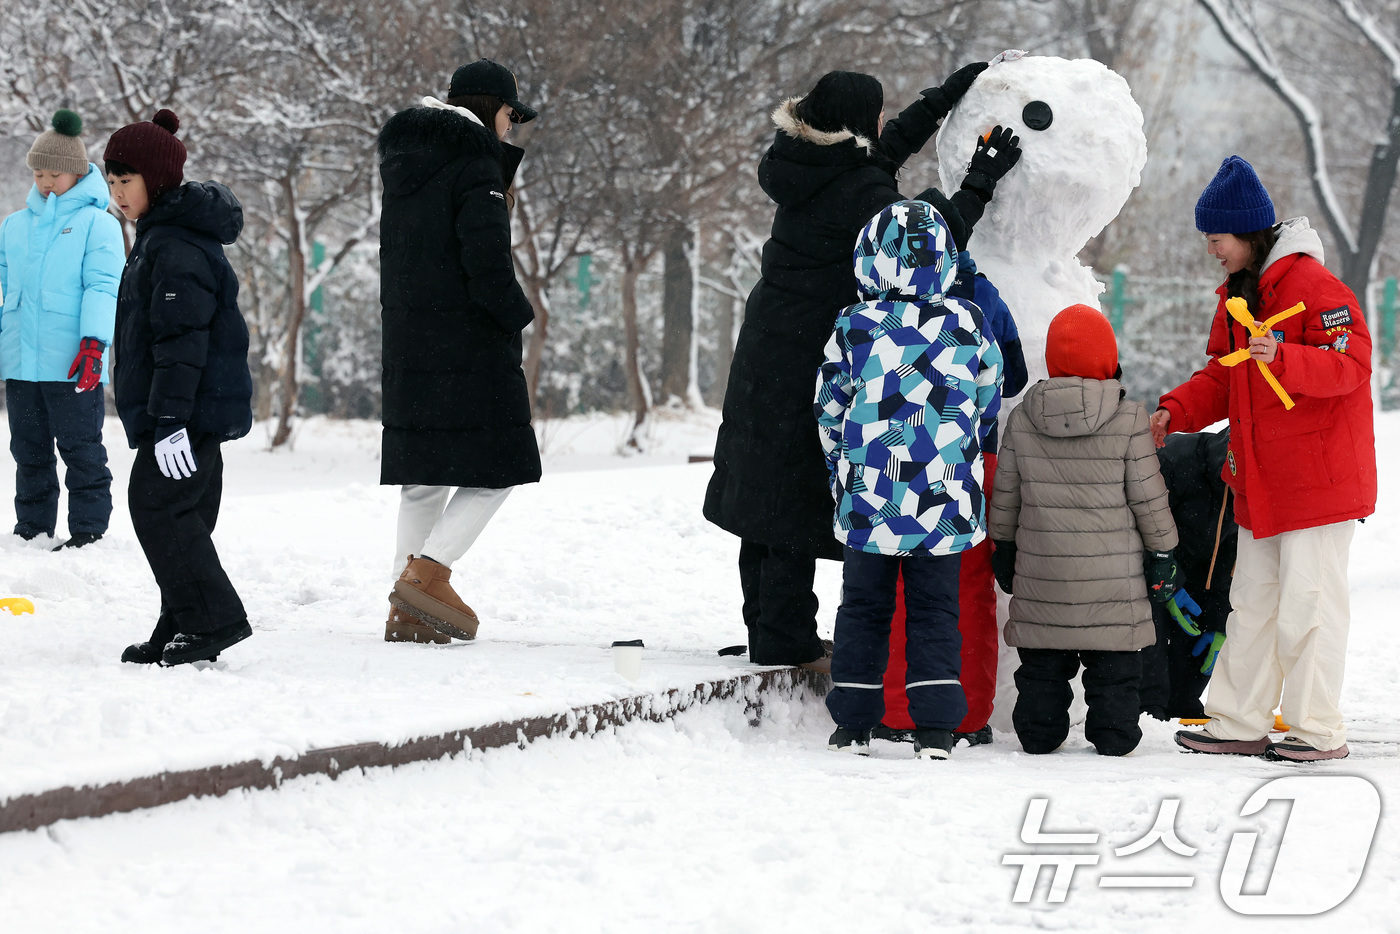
left=1096, top=270, right=1222, bottom=409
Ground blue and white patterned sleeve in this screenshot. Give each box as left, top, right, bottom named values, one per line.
left=815, top=315, right=853, bottom=481
left=974, top=325, right=1003, bottom=448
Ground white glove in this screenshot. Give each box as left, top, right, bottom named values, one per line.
left=154, top=428, right=198, bottom=479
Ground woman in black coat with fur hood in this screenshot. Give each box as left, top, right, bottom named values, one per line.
left=703, top=66, right=1023, bottom=667
left=377, top=60, right=539, bottom=645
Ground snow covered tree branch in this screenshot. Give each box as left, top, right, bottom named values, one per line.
left=1197, top=0, right=1400, bottom=300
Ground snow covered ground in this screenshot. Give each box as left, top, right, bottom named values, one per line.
left=1, top=407, right=1398, bottom=932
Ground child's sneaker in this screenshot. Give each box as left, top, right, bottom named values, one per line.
left=913, top=728, right=955, bottom=760
left=1264, top=737, right=1350, bottom=762
left=828, top=727, right=872, bottom=755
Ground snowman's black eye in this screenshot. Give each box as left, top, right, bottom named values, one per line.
left=1023, top=100, right=1053, bottom=130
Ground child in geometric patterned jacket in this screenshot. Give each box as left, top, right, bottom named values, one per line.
left=814, top=199, right=1003, bottom=761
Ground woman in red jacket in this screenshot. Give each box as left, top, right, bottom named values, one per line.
left=1151, top=156, right=1376, bottom=762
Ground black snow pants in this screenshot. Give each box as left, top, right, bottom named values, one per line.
left=128, top=432, right=246, bottom=637
left=7, top=379, right=112, bottom=537
left=1138, top=603, right=1214, bottom=720
left=737, top=539, right=827, bottom=665
left=1013, top=647, right=1142, bottom=756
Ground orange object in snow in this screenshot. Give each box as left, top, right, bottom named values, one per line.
left=1, top=597, right=35, bottom=616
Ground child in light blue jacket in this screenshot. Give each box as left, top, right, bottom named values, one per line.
left=0, top=110, right=124, bottom=548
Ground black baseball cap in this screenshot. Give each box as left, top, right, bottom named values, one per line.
left=448, top=60, right=538, bottom=123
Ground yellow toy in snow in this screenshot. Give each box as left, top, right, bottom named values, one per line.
left=1, top=597, right=35, bottom=616
left=1218, top=296, right=1306, bottom=410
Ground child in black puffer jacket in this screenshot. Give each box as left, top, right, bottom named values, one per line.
left=1139, top=428, right=1236, bottom=719
left=104, top=110, right=255, bottom=668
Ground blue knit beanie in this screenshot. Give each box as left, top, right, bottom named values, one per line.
left=1195, top=156, right=1275, bottom=234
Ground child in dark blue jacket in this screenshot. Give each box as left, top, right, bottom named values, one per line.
left=104, top=110, right=255, bottom=667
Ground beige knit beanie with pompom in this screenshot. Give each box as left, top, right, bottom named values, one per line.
left=27, top=109, right=90, bottom=176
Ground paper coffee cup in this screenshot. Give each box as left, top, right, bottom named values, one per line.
left=612, top=639, right=644, bottom=681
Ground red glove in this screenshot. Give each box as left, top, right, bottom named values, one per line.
left=68, top=337, right=105, bottom=392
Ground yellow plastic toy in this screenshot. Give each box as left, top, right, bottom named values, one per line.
left=1218, top=296, right=1306, bottom=409
left=1, top=597, right=35, bottom=616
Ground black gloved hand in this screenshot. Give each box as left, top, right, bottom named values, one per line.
left=920, top=62, right=989, bottom=120
left=1144, top=550, right=1179, bottom=605
left=992, top=540, right=1017, bottom=595
left=961, top=125, right=1022, bottom=202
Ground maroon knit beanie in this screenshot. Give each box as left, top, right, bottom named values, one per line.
left=103, top=109, right=186, bottom=201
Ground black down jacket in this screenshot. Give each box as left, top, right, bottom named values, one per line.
left=703, top=95, right=985, bottom=558
left=113, top=181, right=253, bottom=448
left=378, top=104, right=539, bottom=489
left=1156, top=427, right=1237, bottom=627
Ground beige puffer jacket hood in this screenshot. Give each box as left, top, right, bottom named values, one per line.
left=989, top=377, right=1178, bottom=651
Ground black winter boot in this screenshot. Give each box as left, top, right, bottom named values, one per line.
left=954, top=725, right=993, bottom=746
left=873, top=723, right=915, bottom=743
left=53, top=532, right=103, bottom=551
left=914, top=728, right=955, bottom=760
left=162, top=620, right=253, bottom=666
left=828, top=727, right=872, bottom=755
left=121, top=613, right=176, bottom=664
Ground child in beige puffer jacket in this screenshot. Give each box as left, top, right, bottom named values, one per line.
left=988, top=304, right=1178, bottom=756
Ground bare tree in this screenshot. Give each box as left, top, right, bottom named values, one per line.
left=1197, top=0, right=1400, bottom=301
left=215, top=0, right=456, bottom=446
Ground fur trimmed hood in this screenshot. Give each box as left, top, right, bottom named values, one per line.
left=759, top=98, right=892, bottom=208
left=378, top=100, right=499, bottom=160
left=378, top=101, right=502, bottom=197
left=771, top=97, right=875, bottom=154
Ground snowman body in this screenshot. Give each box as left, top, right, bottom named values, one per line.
left=937, top=55, right=1148, bottom=736
left=937, top=55, right=1147, bottom=386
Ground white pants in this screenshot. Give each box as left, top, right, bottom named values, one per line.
left=1204, top=521, right=1355, bottom=750
left=394, top=485, right=512, bottom=577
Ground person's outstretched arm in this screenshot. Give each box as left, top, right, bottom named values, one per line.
left=1155, top=305, right=1233, bottom=444
left=879, top=62, right=987, bottom=167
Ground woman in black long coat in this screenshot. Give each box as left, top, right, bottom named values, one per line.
left=378, top=60, right=540, bottom=644
left=703, top=66, right=1022, bottom=666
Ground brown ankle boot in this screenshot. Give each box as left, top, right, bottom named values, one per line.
left=390, top=556, right=480, bottom=640
left=383, top=602, right=451, bottom=644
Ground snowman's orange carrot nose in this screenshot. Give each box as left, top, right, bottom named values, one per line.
left=982, top=130, right=992, bottom=142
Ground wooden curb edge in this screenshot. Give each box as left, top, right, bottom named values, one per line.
left=0, top=667, right=829, bottom=835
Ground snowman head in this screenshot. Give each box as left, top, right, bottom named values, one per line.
left=937, top=55, right=1146, bottom=261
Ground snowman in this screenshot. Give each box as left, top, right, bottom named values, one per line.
left=937, top=52, right=1148, bottom=385
left=937, top=53, right=1148, bottom=735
